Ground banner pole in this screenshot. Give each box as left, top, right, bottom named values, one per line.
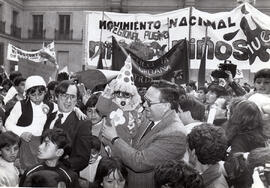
left=187, top=6, right=193, bottom=82
left=98, top=0, right=106, bottom=69
left=167, top=17, right=170, bottom=50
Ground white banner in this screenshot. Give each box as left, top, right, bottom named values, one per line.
left=85, top=3, right=270, bottom=72
left=7, top=42, right=57, bottom=64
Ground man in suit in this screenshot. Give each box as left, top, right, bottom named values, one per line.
left=43, top=80, right=92, bottom=172
left=102, top=80, right=187, bottom=188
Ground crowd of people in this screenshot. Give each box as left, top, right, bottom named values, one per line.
left=0, top=63, right=270, bottom=188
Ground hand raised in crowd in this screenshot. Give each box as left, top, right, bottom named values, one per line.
left=74, top=107, right=87, bottom=120
left=225, top=70, right=234, bottom=83
left=101, top=118, right=118, bottom=142
left=20, top=132, right=33, bottom=142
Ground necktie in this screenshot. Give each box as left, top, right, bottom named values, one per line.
left=54, top=113, right=63, bottom=128
left=141, top=121, right=155, bottom=139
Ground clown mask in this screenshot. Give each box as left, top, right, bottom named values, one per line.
left=112, top=91, right=134, bottom=111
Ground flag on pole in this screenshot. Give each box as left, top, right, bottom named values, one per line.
left=112, top=37, right=189, bottom=87
left=97, top=49, right=104, bottom=69
left=112, top=36, right=126, bottom=70
left=198, top=26, right=208, bottom=88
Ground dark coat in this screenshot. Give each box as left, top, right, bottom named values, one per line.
left=43, top=111, right=92, bottom=172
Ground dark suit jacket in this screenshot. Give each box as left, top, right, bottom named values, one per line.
left=43, top=111, right=92, bottom=172
left=111, top=109, right=187, bottom=188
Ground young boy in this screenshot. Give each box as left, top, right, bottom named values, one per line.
left=80, top=135, right=102, bottom=183
left=19, top=128, right=80, bottom=188
left=0, top=131, right=20, bottom=186
left=248, top=68, right=270, bottom=117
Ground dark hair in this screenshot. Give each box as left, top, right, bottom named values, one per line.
left=188, top=124, right=228, bottom=164
left=57, top=72, right=69, bottom=82
left=179, top=95, right=205, bottom=121
left=198, top=86, right=208, bottom=94
left=254, top=68, right=270, bottom=82
left=47, top=81, right=59, bottom=91
left=13, top=76, right=26, bottom=86
left=41, top=128, right=71, bottom=158
left=23, top=170, right=65, bottom=187
left=248, top=147, right=270, bottom=171
left=94, top=157, right=128, bottom=188
left=90, top=135, right=101, bottom=152
left=85, top=92, right=101, bottom=108
left=207, top=84, right=227, bottom=98
left=0, top=131, right=20, bottom=149
left=154, top=160, right=204, bottom=188
left=151, top=80, right=180, bottom=112
left=26, top=85, right=46, bottom=96
left=2, top=79, right=13, bottom=88
left=227, top=100, right=265, bottom=142
left=55, top=80, right=80, bottom=98
left=186, top=81, right=197, bottom=91
left=9, top=71, right=22, bottom=83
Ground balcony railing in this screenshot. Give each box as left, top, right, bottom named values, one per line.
left=28, top=29, right=46, bottom=39
left=54, top=29, right=73, bottom=40
left=0, top=21, right=5, bottom=34
left=10, top=24, right=21, bottom=39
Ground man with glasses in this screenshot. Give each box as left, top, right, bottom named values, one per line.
left=43, top=80, right=92, bottom=172
left=101, top=80, right=187, bottom=188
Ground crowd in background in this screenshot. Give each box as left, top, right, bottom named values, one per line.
left=0, top=66, right=269, bottom=188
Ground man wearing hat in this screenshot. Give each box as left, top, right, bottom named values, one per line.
left=5, top=75, right=54, bottom=170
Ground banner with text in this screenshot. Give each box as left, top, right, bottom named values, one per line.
left=7, top=42, right=57, bottom=64
left=85, top=3, right=270, bottom=72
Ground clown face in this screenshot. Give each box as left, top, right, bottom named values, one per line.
left=112, top=91, right=134, bottom=111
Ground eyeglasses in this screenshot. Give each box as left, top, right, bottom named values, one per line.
left=28, top=87, right=45, bottom=97
left=59, top=93, right=77, bottom=101
left=113, top=91, right=132, bottom=99
left=143, top=97, right=164, bottom=107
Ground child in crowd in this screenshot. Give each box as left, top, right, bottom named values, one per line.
left=19, top=128, right=80, bottom=188
left=85, top=92, right=103, bottom=136
left=0, top=131, right=20, bottom=187
left=0, top=106, right=6, bottom=133
left=248, top=68, right=270, bottom=118
left=154, top=160, right=204, bottom=188
left=80, top=135, right=102, bottom=183
left=93, top=157, right=128, bottom=188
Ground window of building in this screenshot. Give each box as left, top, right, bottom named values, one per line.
left=12, top=11, right=18, bottom=26
left=0, top=4, right=3, bottom=21
left=33, top=15, right=43, bottom=34
left=0, top=43, right=3, bottom=66
left=59, top=15, right=70, bottom=34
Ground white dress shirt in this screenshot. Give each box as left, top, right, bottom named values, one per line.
left=49, top=111, right=72, bottom=129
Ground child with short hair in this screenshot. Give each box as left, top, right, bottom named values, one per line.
left=248, top=68, right=270, bottom=117
left=80, top=135, right=102, bottom=183
left=19, top=128, right=79, bottom=188
left=0, top=131, right=20, bottom=186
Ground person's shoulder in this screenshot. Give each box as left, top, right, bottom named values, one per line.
left=24, top=163, right=45, bottom=176
left=57, top=164, right=78, bottom=181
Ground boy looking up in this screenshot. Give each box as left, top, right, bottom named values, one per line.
left=20, top=128, right=79, bottom=188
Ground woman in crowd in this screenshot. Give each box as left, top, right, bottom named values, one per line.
left=225, top=99, right=267, bottom=154
left=154, top=160, right=204, bottom=188
left=93, top=157, right=128, bottom=188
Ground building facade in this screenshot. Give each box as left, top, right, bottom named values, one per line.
left=0, top=0, right=270, bottom=75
